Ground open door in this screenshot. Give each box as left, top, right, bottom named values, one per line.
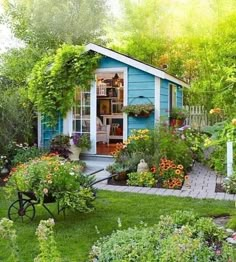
left=96, top=71, right=124, bottom=155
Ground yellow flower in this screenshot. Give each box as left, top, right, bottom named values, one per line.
left=232, top=118, right=236, bottom=126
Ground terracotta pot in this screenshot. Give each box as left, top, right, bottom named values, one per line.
left=176, top=119, right=184, bottom=127
left=170, top=118, right=184, bottom=127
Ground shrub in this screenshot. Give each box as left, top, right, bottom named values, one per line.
left=152, top=125, right=193, bottom=171
left=182, top=129, right=208, bottom=161
left=127, top=171, right=156, bottom=187
left=90, top=211, right=234, bottom=262
left=223, top=174, right=236, bottom=194
left=11, top=145, right=48, bottom=166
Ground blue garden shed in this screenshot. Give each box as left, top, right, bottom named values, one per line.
left=38, top=43, right=188, bottom=155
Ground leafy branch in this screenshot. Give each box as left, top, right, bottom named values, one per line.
left=28, top=44, right=100, bottom=126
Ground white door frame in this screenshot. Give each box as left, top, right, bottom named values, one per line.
left=95, top=67, right=128, bottom=148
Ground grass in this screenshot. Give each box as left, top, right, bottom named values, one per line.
left=0, top=188, right=236, bottom=261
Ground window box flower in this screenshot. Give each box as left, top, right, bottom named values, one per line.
left=122, top=104, right=154, bottom=117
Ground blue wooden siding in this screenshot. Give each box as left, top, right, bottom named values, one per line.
left=160, top=80, right=183, bottom=120
left=99, top=57, right=155, bottom=136
left=177, top=85, right=183, bottom=107
left=160, top=79, right=169, bottom=118
left=41, top=115, right=63, bottom=147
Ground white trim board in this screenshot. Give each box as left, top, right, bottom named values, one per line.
left=86, top=43, right=189, bottom=88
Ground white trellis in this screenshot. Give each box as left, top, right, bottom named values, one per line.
left=183, top=105, right=208, bottom=130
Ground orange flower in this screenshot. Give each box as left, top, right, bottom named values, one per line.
left=175, top=169, right=181, bottom=175
left=160, top=163, right=165, bottom=169
left=171, top=164, right=176, bottom=169
left=177, top=164, right=183, bottom=170
left=185, top=175, right=189, bottom=180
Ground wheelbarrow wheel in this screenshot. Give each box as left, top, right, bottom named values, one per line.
left=8, top=199, right=35, bottom=222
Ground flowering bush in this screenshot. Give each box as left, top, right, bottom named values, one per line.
left=5, top=154, right=95, bottom=212
left=72, top=133, right=91, bottom=150
left=122, top=104, right=154, bottom=116
left=170, top=107, right=188, bottom=120
left=158, top=158, right=186, bottom=189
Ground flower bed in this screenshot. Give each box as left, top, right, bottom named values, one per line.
left=107, top=126, right=193, bottom=189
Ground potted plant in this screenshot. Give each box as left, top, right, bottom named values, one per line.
left=5, top=154, right=95, bottom=212
left=122, top=104, right=154, bottom=117
left=50, top=134, right=71, bottom=159
left=170, top=107, right=188, bottom=127
left=70, top=133, right=91, bottom=160
left=106, top=162, right=129, bottom=181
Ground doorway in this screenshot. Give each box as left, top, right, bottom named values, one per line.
left=96, top=71, right=124, bottom=155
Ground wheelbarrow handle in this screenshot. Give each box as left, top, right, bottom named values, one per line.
left=90, top=173, right=117, bottom=186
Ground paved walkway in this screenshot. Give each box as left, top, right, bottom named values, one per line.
left=84, top=159, right=236, bottom=201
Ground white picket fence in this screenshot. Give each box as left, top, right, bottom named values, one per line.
left=183, top=105, right=208, bottom=129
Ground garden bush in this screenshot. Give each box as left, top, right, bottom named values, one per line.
left=11, top=144, right=48, bottom=167
left=0, top=88, right=36, bottom=156
left=204, top=120, right=236, bottom=175
left=90, top=211, right=235, bottom=261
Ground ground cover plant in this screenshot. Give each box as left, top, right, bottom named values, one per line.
left=0, top=189, right=235, bottom=261
left=90, top=211, right=235, bottom=261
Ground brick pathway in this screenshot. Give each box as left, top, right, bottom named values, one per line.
left=85, top=159, right=236, bottom=201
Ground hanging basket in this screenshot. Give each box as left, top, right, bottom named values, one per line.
left=122, top=96, right=154, bottom=118
left=129, top=112, right=152, bottom=118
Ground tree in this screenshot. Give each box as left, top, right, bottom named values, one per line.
left=108, top=0, right=236, bottom=117
left=1, top=0, right=108, bottom=49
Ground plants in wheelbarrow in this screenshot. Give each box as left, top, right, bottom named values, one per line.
left=4, top=154, right=95, bottom=212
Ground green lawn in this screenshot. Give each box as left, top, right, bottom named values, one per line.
left=0, top=188, right=235, bottom=261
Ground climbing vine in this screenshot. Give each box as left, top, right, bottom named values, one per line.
left=28, top=44, right=100, bottom=126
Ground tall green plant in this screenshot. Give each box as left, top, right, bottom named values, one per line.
left=0, top=218, right=19, bottom=262
left=0, top=87, right=35, bottom=155
left=35, top=219, right=61, bottom=262
left=29, top=44, right=100, bottom=126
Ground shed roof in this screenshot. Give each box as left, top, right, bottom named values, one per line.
left=86, top=43, right=189, bottom=87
